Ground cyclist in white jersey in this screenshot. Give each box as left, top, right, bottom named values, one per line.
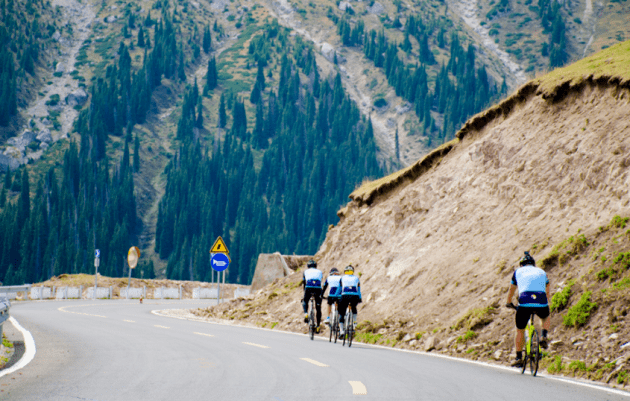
left=301, top=259, right=323, bottom=332
left=338, top=265, right=362, bottom=336
left=322, top=267, right=342, bottom=325
left=506, top=251, right=551, bottom=367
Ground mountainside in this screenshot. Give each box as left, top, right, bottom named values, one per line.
left=1, top=0, right=630, bottom=288
left=195, top=41, right=630, bottom=388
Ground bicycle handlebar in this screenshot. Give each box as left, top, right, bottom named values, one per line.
left=506, top=302, right=518, bottom=310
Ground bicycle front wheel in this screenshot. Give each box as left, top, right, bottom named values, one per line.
left=333, top=313, right=339, bottom=344
left=530, top=330, right=540, bottom=376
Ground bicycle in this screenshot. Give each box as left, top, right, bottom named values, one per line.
left=508, top=303, right=540, bottom=376
left=308, top=296, right=316, bottom=341
left=327, top=298, right=340, bottom=343
left=342, top=307, right=354, bottom=347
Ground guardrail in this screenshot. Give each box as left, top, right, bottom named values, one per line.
left=0, top=296, right=10, bottom=340
left=0, top=285, right=32, bottom=300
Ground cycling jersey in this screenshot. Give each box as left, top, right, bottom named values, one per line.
left=511, top=264, right=549, bottom=307
left=323, top=275, right=342, bottom=298
left=340, top=275, right=361, bottom=297
left=303, top=268, right=323, bottom=289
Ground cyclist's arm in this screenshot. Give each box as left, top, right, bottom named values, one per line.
left=546, top=282, right=550, bottom=304
left=322, top=279, right=328, bottom=294
left=506, top=284, right=517, bottom=305
left=301, top=273, right=305, bottom=290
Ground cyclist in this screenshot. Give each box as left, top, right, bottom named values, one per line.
left=338, top=265, right=362, bottom=337
left=322, top=267, right=342, bottom=325
left=301, top=259, right=323, bottom=332
left=506, top=251, right=551, bottom=368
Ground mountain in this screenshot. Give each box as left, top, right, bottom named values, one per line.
left=196, top=41, right=630, bottom=387
left=0, top=0, right=629, bottom=288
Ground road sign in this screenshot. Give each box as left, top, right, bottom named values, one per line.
left=95, top=249, right=100, bottom=258
left=210, top=236, right=229, bottom=254
left=211, top=253, right=230, bottom=272
left=127, top=246, right=140, bottom=269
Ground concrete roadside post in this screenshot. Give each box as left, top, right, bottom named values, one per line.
left=210, top=236, right=230, bottom=304
left=94, top=249, right=100, bottom=300
left=126, top=246, right=140, bottom=300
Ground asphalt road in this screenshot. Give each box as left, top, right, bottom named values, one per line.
left=0, top=300, right=628, bottom=401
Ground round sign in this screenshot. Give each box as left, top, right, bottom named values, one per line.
left=211, top=253, right=230, bottom=272
left=127, top=246, right=140, bottom=269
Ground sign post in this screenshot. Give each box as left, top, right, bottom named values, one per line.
left=94, top=249, right=100, bottom=300
left=210, top=236, right=230, bottom=304
left=126, top=246, right=140, bottom=300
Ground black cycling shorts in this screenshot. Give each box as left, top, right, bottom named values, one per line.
left=515, top=306, right=550, bottom=330
left=327, top=296, right=340, bottom=305
left=303, top=288, right=322, bottom=305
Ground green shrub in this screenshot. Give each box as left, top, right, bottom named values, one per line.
left=457, top=330, right=477, bottom=343
left=618, top=370, right=628, bottom=385
left=567, top=360, right=589, bottom=373
left=613, top=252, right=630, bottom=270
left=355, top=332, right=382, bottom=344
left=609, top=215, right=629, bottom=229
left=563, top=292, right=597, bottom=327
left=547, top=355, right=564, bottom=374
left=596, top=266, right=616, bottom=281
left=550, top=279, right=574, bottom=312
left=45, top=94, right=61, bottom=106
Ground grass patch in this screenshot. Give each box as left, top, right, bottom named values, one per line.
left=355, top=332, right=383, bottom=344
left=563, top=291, right=597, bottom=327
left=550, top=279, right=574, bottom=312
left=456, top=330, right=477, bottom=343
left=453, top=306, right=495, bottom=331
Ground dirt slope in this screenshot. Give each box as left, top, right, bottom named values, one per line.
left=194, top=42, right=630, bottom=389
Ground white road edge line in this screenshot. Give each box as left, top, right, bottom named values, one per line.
left=300, top=357, right=328, bottom=367
left=194, top=332, right=214, bottom=337
left=0, top=317, right=36, bottom=379
left=154, top=325, right=170, bottom=329
left=152, top=309, right=630, bottom=398
left=348, top=381, right=367, bottom=395
left=243, top=342, right=270, bottom=349
left=123, top=320, right=135, bottom=323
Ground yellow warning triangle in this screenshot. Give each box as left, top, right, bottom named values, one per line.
left=210, top=236, right=229, bottom=254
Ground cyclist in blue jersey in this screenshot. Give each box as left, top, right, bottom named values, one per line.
left=322, top=267, right=342, bottom=325
left=301, top=259, right=323, bottom=332
left=506, top=251, right=551, bottom=368
left=338, top=265, right=362, bottom=337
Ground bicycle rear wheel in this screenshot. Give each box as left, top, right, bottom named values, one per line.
left=333, top=313, right=339, bottom=344
left=348, top=322, right=354, bottom=347
left=309, top=305, right=315, bottom=340
left=530, top=329, right=540, bottom=376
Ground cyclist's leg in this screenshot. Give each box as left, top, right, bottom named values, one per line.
left=338, top=296, right=349, bottom=333
left=513, top=307, right=530, bottom=365
left=536, top=306, right=551, bottom=347
left=350, top=296, right=359, bottom=328
left=315, top=290, right=322, bottom=327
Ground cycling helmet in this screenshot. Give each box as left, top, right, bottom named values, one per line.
left=344, top=265, right=355, bottom=275
left=330, top=267, right=339, bottom=275
left=519, top=251, right=535, bottom=266
left=307, top=259, right=317, bottom=268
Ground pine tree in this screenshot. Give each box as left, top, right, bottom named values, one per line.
left=218, top=93, right=226, bottom=128
left=203, top=25, right=212, bottom=54
left=138, top=27, right=145, bottom=48
left=205, top=57, right=217, bottom=91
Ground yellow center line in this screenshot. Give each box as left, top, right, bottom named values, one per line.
left=300, top=358, right=329, bottom=367
left=194, top=332, right=215, bottom=337
left=243, top=342, right=270, bottom=349
left=348, top=381, right=367, bottom=395
left=154, top=325, right=170, bottom=329
left=123, top=320, right=135, bottom=323
left=58, top=305, right=107, bottom=318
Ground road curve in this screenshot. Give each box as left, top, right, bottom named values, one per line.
left=1, top=300, right=627, bottom=401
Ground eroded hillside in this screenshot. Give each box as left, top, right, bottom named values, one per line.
left=194, top=41, right=630, bottom=389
